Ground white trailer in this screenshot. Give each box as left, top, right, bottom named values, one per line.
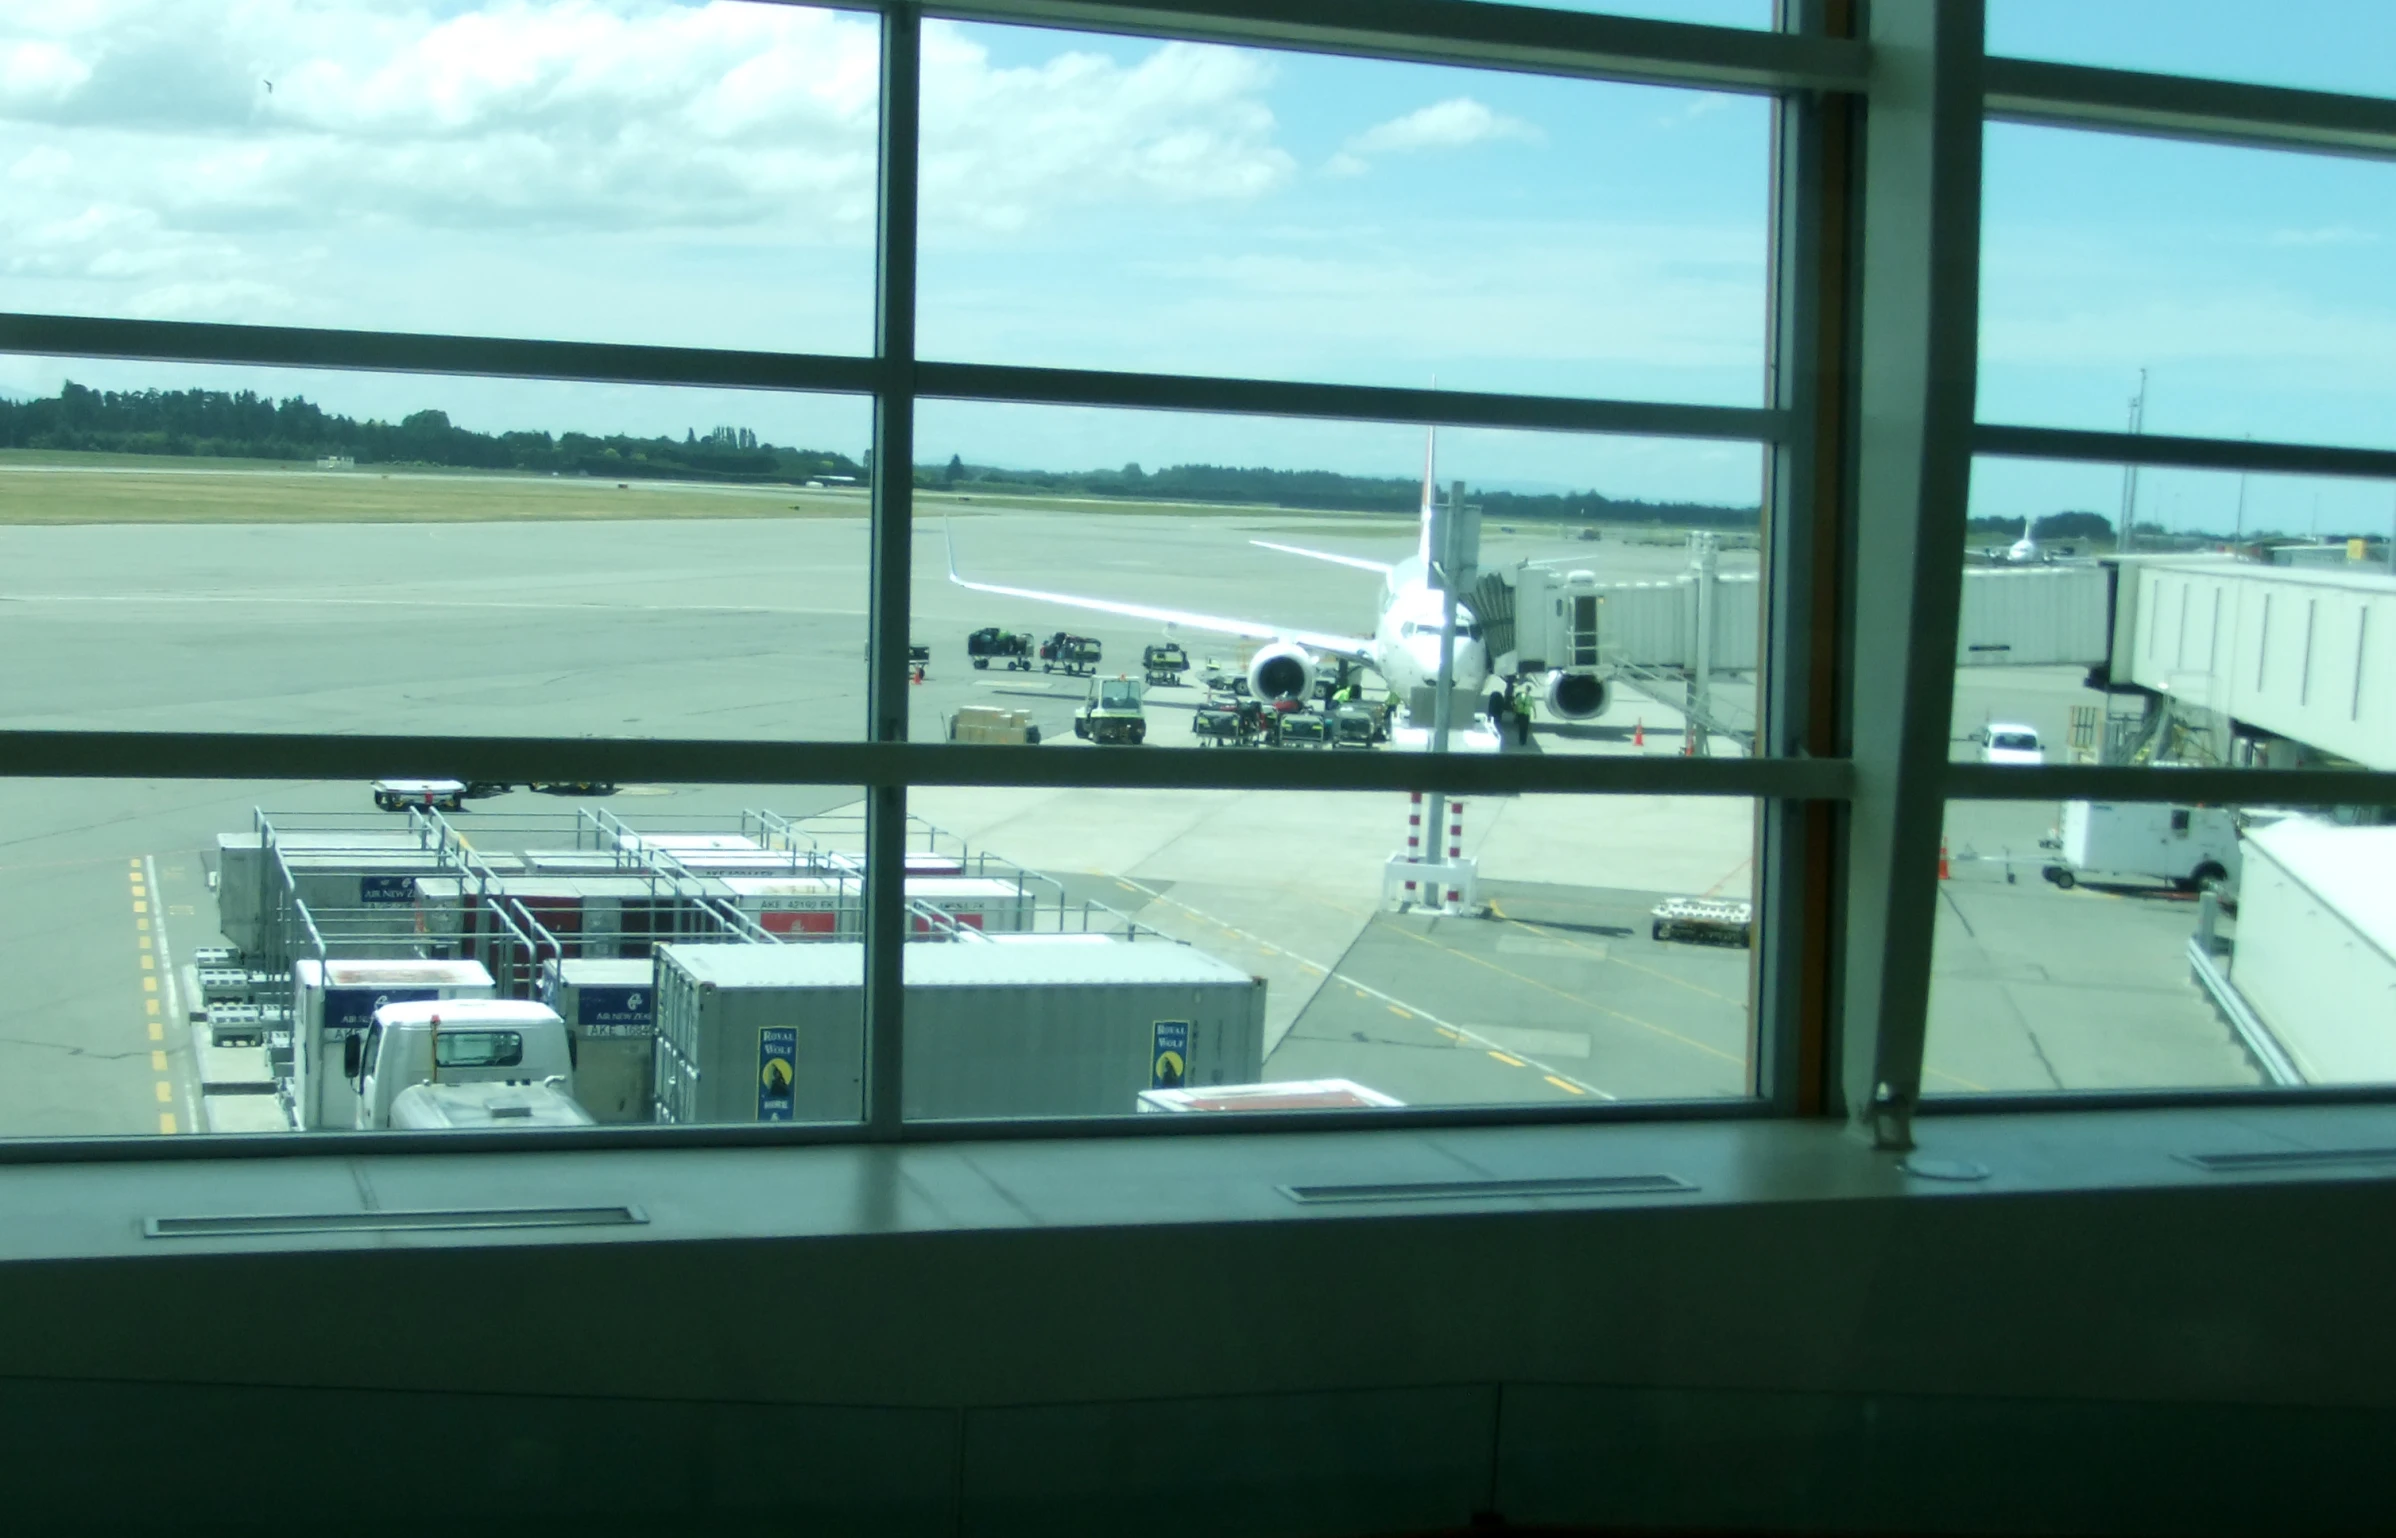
left=292, top=958, right=495, bottom=1131
left=2228, top=819, right=2396, bottom=1084
left=2043, top=801, right=2241, bottom=891
left=651, top=941, right=1266, bottom=1124
left=349, top=998, right=579, bottom=1130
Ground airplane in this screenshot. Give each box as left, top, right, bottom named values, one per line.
left=944, top=431, right=1611, bottom=741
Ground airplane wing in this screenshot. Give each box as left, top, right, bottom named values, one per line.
left=1250, top=540, right=1395, bottom=575
left=946, top=524, right=1372, bottom=662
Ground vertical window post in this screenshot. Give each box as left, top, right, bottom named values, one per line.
left=865, top=1, right=922, bottom=1139
left=1838, top=0, right=1984, bottom=1149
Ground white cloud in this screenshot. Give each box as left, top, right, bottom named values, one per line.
left=2266, top=224, right=2380, bottom=248
left=1328, top=96, right=1541, bottom=174
left=0, top=1, right=1298, bottom=319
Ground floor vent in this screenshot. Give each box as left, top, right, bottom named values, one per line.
left=2182, top=1147, right=2396, bottom=1175
left=145, top=1206, right=647, bottom=1239
left=1280, top=1174, right=1694, bottom=1205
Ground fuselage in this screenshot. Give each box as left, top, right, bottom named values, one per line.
left=1369, top=555, right=1490, bottom=698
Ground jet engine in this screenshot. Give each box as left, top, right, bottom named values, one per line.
left=1543, top=669, right=1608, bottom=721
left=1247, top=642, right=1318, bottom=703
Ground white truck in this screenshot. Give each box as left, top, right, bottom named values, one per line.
left=388, top=1079, right=594, bottom=1129
left=2041, top=801, right=2240, bottom=892
left=344, top=998, right=582, bottom=1130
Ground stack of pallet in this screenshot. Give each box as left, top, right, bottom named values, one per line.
left=949, top=706, right=1038, bottom=744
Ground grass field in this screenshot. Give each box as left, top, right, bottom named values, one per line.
left=0, top=451, right=1433, bottom=528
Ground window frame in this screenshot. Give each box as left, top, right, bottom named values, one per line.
left=2, top=0, right=2393, bottom=1165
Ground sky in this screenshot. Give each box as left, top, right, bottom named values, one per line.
left=1, top=0, right=2392, bottom=531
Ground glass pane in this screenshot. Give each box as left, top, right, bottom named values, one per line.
left=1463, top=0, right=1768, bottom=21
left=0, top=777, right=868, bottom=1139
left=0, top=356, right=871, bottom=741
left=880, top=789, right=1759, bottom=1117
left=1927, top=798, right=2395, bottom=1094
left=1988, top=0, right=2396, bottom=101
left=912, top=399, right=1767, bottom=758
left=1979, top=124, right=2396, bottom=450
left=917, top=23, right=1770, bottom=402
left=0, top=1, right=876, bottom=354
left=1959, top=456, right=2395, bottom=773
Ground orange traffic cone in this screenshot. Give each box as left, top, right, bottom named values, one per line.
left=1633, top=718, right=1644, bottom=748
left=1938, top=842, right=1952, bottom=880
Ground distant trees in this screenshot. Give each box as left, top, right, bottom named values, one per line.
left=0, top=383, right=863, bottom=485
left=1964, top=509, right=2117, bottom=543
left=920, top=456, right=1759, bottom=526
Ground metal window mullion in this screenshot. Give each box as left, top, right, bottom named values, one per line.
left=1975, top=423, right=2396, bottom=483
left=1985, top=55, right=2396, bottom=163
left=1835, top=0, right=1985, bottom=1152
left=863, top=2, right=922, bottom=1142
left=923, top=0, right=1866, bottom=96
left=0, top=729, right=1853, bottom=798
left=1754, top=0, right=1858, bottom=1118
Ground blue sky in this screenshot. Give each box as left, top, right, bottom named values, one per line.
left=0, top=0, right=2390, bottom=530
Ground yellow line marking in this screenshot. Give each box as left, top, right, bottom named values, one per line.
left=158, top=1112, right=177, bottom=1135
left=1487, top=899, right=1743, bottom=1009
left=153, top=1081, right=171, bottom=1103
left=148, top=1022, right=163, bottom=1041
left=1387, top=1004, right=1413, bottom=1019
left=150, top=1050, right=167, bottom=1072
left=139, top=953, right=154, bottom=970
left=136, top=917, right=149, bottom=932
left=132, top=899, right=147, bottom=914
left=1386, top=919, right=1743, bottom=1067
left=1488, top=1050, right=1528, bottom=1068
left=1434, top=1026, right=1463, bottom=1041
left=142, top=976, right=156, bottom=993
left=1545, top=1075, right=1587, bottom=1095
left=144, top=998, right=158, bottom=1016
left=130, top=859, right=143, bottom=869
left=139, top=935, right=152, bottom=951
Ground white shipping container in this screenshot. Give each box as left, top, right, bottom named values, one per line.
left=291, top=957, right=494, bottom=1131
left=652, top=942, right=1265, bottom=1124
left=2230, top=820, right=2396, bottom=1084
left=720, top=874, right=860, bottom=937
left=538, top=957, right=657, bottom=1124
left=412, top=875, right=729, bottom=955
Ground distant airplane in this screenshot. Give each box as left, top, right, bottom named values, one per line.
left=945, top=430, right=1609, bottom=738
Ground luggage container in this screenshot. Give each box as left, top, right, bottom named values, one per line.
left=721, top=874, right=861, bottom=936
left=412, top=875, right=728, bottom=958
left=291, top=958, right=495, bottom=1131
left=651, top=942, right=1265, bottom=1124
left=901, top=876, right=1033, bottom=933
left=538, top=957, right=657, bottom=1123
left=216, top=831, right=455, bottom=954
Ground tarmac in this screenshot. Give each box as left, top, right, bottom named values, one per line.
left=0, top=495, right=2262, bottom=1139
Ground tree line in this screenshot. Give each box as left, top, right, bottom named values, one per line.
left=928, top=455, right=1762, bottom=526
left=0, top=383, right=864, bottom=485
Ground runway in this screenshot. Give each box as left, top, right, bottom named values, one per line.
left=0, top=490, right=2259, bottom=1138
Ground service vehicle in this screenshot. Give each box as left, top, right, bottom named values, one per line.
left=371, top=778, right=467, bottom=812
left=2040, top=801, right=2241, bottom=892
left=1650, top=896, right=1754, bottom=948
left=1038, top=632, right=1103, bottom=676
left=1141, top=642, right=1190, bottom=687
left=1274, top=711, right=1330, bottom=748
left=388, top=1078, right=594, bottom=1129
left=1192, top=698, right=1250, bottom=747
left=345, top=997, right=580, bottom=1131
left=966, top=627, right=1033, bottom=670
left=1331, top=700, right=1388, bottom=748
left=1072, top=676, right=1148, bottom=745
left=1975, top=722, right=2046, bottom=766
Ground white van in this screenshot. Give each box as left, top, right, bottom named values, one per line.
left=347, top=998, right=578, bottom=1130
left=1976, top=722, right=2046, bottom=766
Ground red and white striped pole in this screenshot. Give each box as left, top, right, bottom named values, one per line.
left=1444, top=797, right=1465, bottom=910
left=1404, top=790, right=1423, bottom=902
